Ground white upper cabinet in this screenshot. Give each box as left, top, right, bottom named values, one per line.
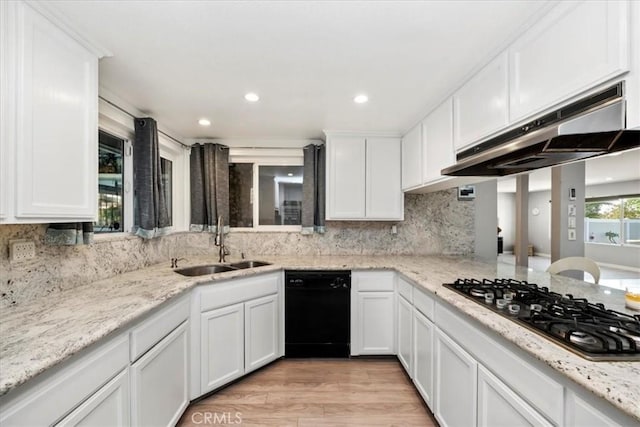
left=326, top=135, right=366, bottom=219
left=326, top=133, right=403, bottom=221
left=453, top=52, right=509, bottom=151
left=0, top=1, right=105, bottom=224
left=509, top=1, right=629, bottom=122
left=401, top=124, right=422, bottom=190
left=423, top=98, right=454, bottom=184
left=366, top=137, right=403, bottom=219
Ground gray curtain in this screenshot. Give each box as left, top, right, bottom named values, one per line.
left=190, top=143, right=230, bottom=233
left=301, top=144, right=326, bottom=234
left=45, top=222, right=94, bottom=245
left=134, top=118, right=171, bottom=239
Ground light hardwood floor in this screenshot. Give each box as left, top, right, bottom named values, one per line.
left=178, top=359, right=438, bottom=427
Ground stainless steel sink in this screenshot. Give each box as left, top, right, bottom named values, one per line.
left=174, top=264, right=236, bottom=276
left=229, top=260, right=272, bottom=269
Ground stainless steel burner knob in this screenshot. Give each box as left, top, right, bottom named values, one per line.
left=508, top=304, right=521, bottom=315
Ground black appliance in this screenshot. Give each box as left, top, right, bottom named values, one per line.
left=442, top=82, right=640, bottom=177
left=285, top=270, right=351, bottom=357
left=444, top=278, right=640, bottom=361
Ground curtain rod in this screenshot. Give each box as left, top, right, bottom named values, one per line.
left=98, top=95, right=190, bottom=149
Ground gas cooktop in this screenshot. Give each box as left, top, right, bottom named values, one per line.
left=444, top=278, right=640, bottom=361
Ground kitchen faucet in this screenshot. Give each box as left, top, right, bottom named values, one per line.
left=215, top=215, right=229, bottom=263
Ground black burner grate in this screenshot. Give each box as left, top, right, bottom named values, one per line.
left=443, top=278, right=640, bottom=361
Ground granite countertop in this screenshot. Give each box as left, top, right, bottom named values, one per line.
left=0, top=255, right=638, bottom=421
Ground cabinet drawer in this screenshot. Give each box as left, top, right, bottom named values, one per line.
left=413, top=287, right=434, bottom=321
left=397, top=277, right=413, bottom=303
left=130, top=295, right=189, bottom=362
left=201, top=272, right=279, bottom=312
left=353, top=270, right=395, bottom=292
left=435, top=302, right=563, bottom=425
left=0, top=335, right=129, bottom=426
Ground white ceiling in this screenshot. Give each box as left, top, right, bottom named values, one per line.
left=52, top=0, right=549, bottom=140
left=496, top=149, right=640, bottom=193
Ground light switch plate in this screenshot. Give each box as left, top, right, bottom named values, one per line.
left=568, top=229, right=576, bottom=241
left=568, top=204, right=576, bottom=216
left=568, top=217, right=576, bottom=228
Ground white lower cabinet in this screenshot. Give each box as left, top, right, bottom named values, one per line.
left=397, top=294, right=413, bottom=374
left=355, top=291, right=395, bottom=355
left=565, top=390, right=623, bottom=427
left=412, top=308, right=434, bottom=407
left=131, top=321, right=189, bottom=427
left=477, top=366, right=552, bottom=427
left=434, top=328, right=478, bottom=427
left=198, top=273, right=282, bottom=395
left=201, top=303, right=245, bottom=393
left=56, top=369, right=130, bottom=427
left=0, top=335, right=129, bottom=427
left=245, top=294, right=279, bottom=373
left=200, top=294, right=280, bottom=394
left=351, top=271, right=396, bottom=355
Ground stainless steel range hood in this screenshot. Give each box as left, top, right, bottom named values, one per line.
left=442, top=83, right=640, bottom=177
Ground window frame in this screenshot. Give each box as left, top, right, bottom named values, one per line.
left=159, top=134, right=189, bottom=232
left=229, top=148, right=304, bottom=232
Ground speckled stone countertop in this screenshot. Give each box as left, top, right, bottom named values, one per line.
left=0, top=255, right=638, bottom=421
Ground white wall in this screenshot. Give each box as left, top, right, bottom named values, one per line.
left=528, top=190, right=551, bottom=256
left=497, top=192, right=515, bottom=252
left=586, top=179, right=640, bottom=198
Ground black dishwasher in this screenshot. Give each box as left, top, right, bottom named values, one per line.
left=285, top=270, right=351, bottom=357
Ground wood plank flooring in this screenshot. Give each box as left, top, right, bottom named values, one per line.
left=177, top=359, right=438, bottom=427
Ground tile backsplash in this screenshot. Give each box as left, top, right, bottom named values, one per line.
left=0, top=189, right=474, bottom=307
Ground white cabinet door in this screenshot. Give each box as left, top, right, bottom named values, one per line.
left=0, top=1, right=12, bottom=221
left=509, top=1, right=629, bottom=122
left=565, top=390, right=623, bottom=427
left=453, top=52, right=509, bottom=151
left=356, top=291, right=395, bottom=355
left=245, top=294, right=279, bottom=374
left=477, top=366, right=552, bottom=427
left=13, top=1, right=98, bottom=221
left=434, top=328, right=478, bottom=427
left=412, top=308, right=434, bottom=407
left=56, top=369, right=129, bottom=427
left=423, top=98, right=455, bottom=184
left=326, top=136, right=366, bottom=219
left=131, top=322, right=189, bottom=427
left=397, top=295, right=413, bottom=375
left=366, top=137, right=403, bottom=219
left=401, top=124, right=422, bottom=190
left=201, top=303, right=244, bottom=393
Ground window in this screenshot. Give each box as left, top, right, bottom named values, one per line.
left=259, top=166, right=303, bottom=225
left=585, top=196, right=640, bottom=246
left=228, top=149, right=304, bottom=230
left=96, top=130, right=125, bottom=233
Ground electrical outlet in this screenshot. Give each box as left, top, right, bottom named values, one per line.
left=9, top=240, right=36, bottom=262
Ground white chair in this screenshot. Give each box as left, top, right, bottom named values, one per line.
left=546, top=257, right=601, bottom=284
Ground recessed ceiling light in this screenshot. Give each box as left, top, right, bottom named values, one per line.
left=287, top=173, right=293, bottom=177
left=245, top=92, right=260, bottom=102
left=198, top=118, right=211, bottom=126
left=605, top=177, right=613, bottom=181
left=354, top=94, right=368, bottom=104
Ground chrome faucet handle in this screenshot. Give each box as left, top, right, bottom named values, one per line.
left=171, top=257, right=186, bottom=268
